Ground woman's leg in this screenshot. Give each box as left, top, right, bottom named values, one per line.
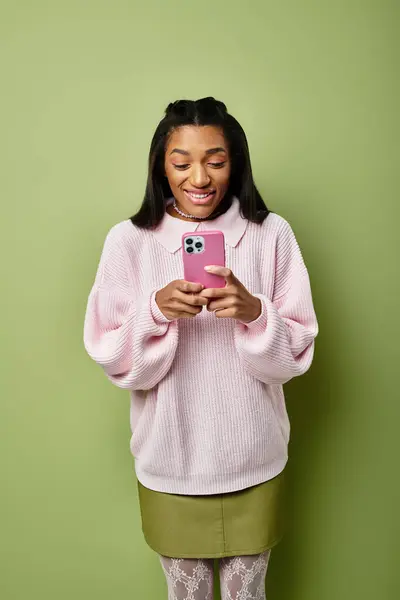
left=159, top=556, right=214, bottom=600
left=219, top=551, right=271, bottom=600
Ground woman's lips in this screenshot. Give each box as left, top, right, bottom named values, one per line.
left=184, top=190, right=216, bottom=205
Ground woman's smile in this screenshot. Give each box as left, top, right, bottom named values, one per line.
left=183, top=189, right=216, bottom=205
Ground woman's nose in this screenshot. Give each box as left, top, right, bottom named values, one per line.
left=190, top=164, right=211, bottom=188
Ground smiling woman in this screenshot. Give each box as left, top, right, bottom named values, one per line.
left=84, top=97, right=318, bottom=600
left=131, top=97, right=269, bottom=228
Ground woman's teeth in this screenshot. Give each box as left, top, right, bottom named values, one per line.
left=187, top=191, right=212, bottom=199
left=184, top=191, right=216, bottom=206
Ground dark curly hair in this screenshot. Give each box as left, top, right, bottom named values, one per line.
left=131, top=97, right=269, bottom=228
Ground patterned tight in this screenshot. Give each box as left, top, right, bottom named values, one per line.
left=160, top=551, right=271, bottom=599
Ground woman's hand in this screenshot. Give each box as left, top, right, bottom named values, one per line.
left=199, top=266, right=262, bottom=323
left=155, top=280, right=208, bottom=320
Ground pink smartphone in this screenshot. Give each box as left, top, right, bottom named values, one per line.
left=182, top=230, right=226, bottom=288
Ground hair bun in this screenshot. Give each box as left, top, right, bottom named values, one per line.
left=196, top=97, right=228, bottom=117
left=164, top=97, right=228, bottom=119
left=165, top=100, right=191, bottom=117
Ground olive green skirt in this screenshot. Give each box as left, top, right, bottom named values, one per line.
left=137, top=470, right=286, bottom=559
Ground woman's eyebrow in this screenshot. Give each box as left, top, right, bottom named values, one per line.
left=205, top=147, right=226, bottom=155
left=169, top=148, right=190, bottom=156
left=169, top=147, right=227, bottom=156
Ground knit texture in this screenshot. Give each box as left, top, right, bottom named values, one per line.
left=83, top=199, right=318, bottom=495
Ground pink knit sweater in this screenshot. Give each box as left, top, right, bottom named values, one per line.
left=84, top=198, right=318, bottom=495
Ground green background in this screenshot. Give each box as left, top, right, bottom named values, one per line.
left=1, top=1, right=399, bottom=599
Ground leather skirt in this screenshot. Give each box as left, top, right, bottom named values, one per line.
left=137, top=469, right=286, bottom=559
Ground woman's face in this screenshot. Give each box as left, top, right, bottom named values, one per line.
left=164, top=125, right=231, bottom=220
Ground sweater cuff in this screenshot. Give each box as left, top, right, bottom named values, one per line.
left=240, top=294, right=268, bottom=335
left=150, top=291, right=175, bottom=326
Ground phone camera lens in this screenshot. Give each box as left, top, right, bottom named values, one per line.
left=187, top=246, right=194, bottom=253
left=186, top=238, right=193, bottom=245
left=195, top=242, right=202, bottom=249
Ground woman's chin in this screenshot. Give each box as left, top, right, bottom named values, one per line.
left=179, top=198, right=221, bottom=218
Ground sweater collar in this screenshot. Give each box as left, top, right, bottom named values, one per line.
left=152, top=197, right=248, bottom=254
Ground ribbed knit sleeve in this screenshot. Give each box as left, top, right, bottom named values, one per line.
left=234, top=218, right=318, bottom=385
left=83, top=225, right=178, bottom=390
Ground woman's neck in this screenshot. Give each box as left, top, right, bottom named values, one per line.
left=166, top=203, right=202, bottom=222
left=166, top=194, right=233, bottom=223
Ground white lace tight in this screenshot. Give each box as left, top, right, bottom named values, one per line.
left=160, top=551, right=271, bottom=600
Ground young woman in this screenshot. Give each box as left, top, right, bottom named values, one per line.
left=84, top=97, right=318, bottom=600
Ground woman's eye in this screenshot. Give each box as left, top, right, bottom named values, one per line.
left=209, top=162, right=226, bottom=169
left=174, top=164, right=190, bottom=170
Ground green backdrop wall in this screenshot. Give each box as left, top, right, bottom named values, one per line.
left=1, top=1, right=398, bottom=599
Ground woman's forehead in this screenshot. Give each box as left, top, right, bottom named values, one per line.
left=166, top=125, right=227, bottom=154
